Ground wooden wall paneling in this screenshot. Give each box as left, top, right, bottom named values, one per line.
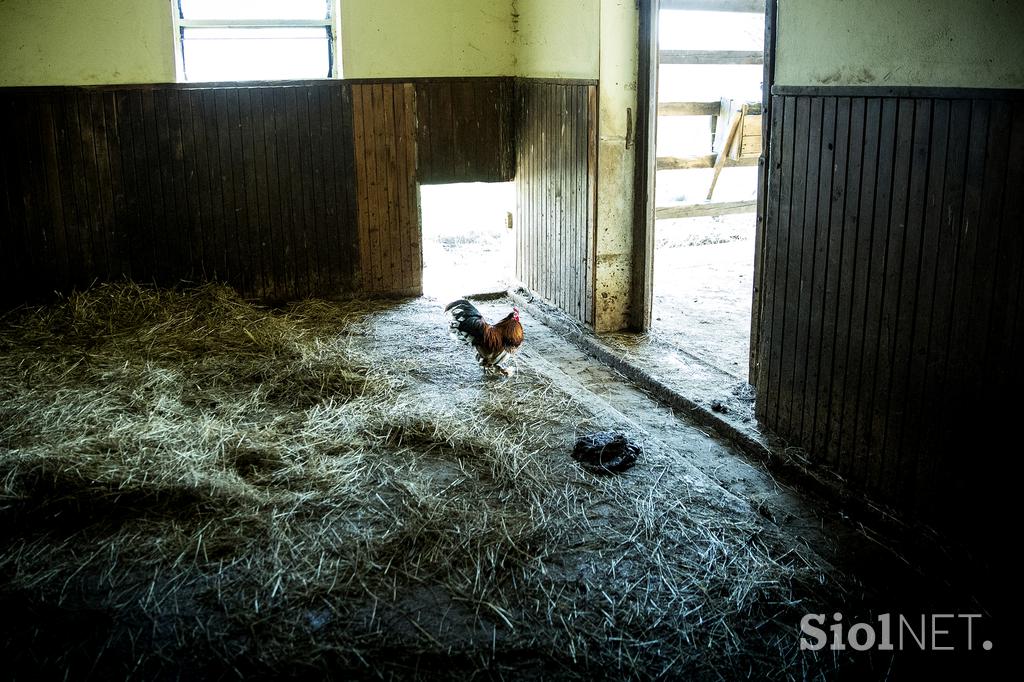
left=536, top=81, right=543, bottom=302
left=918, top=100, right=989, bottom=514
left=350, top=82, right=420, bottom=295
left=394, top=83, right=414, bottom=290
left=430, top=80, right=455, bottom=182
left=67, top=90, right=97, bottom=283
left=564, top=85, right=575, bottom=316
left=964, top=101, right=1012, bottom=398
left=351, top=84, right=372, bottom=290
left=835, top=97, right=882, bottom=487
left=339, top=84, right=361, bottom=289
left=571, top=85, right=582, bottom=320
left=405, top=83, right=422, bottom=291
left=513, top=80, right=599, bottom=324
left=86, top=92, right=115, bottom=282
left=790, top=96, right=822, bottom=442
left=415, top=78, right=513, bottom=184
left=761, top=95, right=795, bottom=428
left=315, top=85, right=339, bottom=291
left=999, top=103, right=1024, bottom=379
left=536, top=80, right=544, bottom=304
left=800, top=96, right=836, bottom=453
left=416, top=83, right=435, bottom=186
left=280, top=88, right=306, bottom=296
left=263, top=88, right=290, bottom=296
left=451, top=79, right=473, bottom=180
left=516, top=82, right=529, bottom=295
left=184, top=90, right=212, bottom=281
left=754, top=94, right=785, bottom=408
left=863, top=98, right=914, bottom=499
left=297, top=85, right=322, bottom=296
left=557, top=83, right=566, bottom=313
left=984, top=103, right=1024, bottom=388
left=812, top=97, right=852, bottom=457
left=852, top=97, right=898, bottom=493
left=322, top=86, right=342, bottom=285
left=315, top=83, right=338, bottom=291
left=40, top=93, right=73, bottom=289
left=874, top=98, right=930, bottom=502
left=150, top=90, right=179, bottom=283
left=232, top=88, right=258, bottom=295
left=146, top=89, right=178, bottom=284
left=76, top=92, right=106, bottom=281
left=17, top=95, right=47, bottom=293
left=1, top=81, right=372, bottom=304
left=3, top=96, right=30, bottom=296
left=365, top=83, right=385, bottom=292
left=553, top=84, right=563, bottom=311
left=897, top=98, right=949, bottom=503
left=387, top=83, right=406, bottom=289
left=297, top=86, right=320, bottom=293
left=823, top=96, right=865, bottom=470
left=517, top=82, right=529, bottom=294
left=368, top=83, right=387, bottom=292
left=388, top=84, right=407, bottom=290
left=101, top=91, right=128, bottom=281
left=574, top=84, right=586, bottom=320
left=377, top=83, right=397, bottom=290
left=197, top=90, right=225, bottom=283
left=173, top=89, right=200, bottom=282
left=911, top=99, right=971, bottom=513
left=0, top=101, right=13, bottom=305
left=113, top=91, right=141, bottom=283
left=758, top=87, right=1022, bottom=534
left=239, top=88, right=265, bottom=296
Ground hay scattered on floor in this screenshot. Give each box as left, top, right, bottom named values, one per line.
left=0, top=283, right=842, bottom=678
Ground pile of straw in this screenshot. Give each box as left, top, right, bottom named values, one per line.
left=0, top=283, right=842, bottom=678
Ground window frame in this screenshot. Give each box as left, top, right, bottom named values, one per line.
left=170, top=0, right=342, bottom=82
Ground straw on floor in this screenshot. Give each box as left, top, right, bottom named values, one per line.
left=0, top=283, right=844, bottom=678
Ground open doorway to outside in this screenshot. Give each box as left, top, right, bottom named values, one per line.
left=652, top=2, right=766, bottom=380
left=419, top=182, right=516, bottom=301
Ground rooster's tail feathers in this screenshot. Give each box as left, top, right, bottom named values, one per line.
left=446, top=299, right=486, bottom=345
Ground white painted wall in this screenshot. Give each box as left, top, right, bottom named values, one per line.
left=594, top=0, right=639, bottom=332
left=776, top=0, right=1024, bottom=88
left=514, top=0, right=600, bottom=78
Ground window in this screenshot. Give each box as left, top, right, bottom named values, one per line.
left=172, top=0, right=338, bottom=82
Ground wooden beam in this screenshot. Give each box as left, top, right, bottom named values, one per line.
left=661, top=0, right=765, bottom=13
left=658, top=154, right=716, bottom=170
left=658, top=101, right=720, bottom=117
left=656, top=154, right=758, bottom=170
left=631, top=0, right=659, bottom=332
left=707, top=112, right=744, bottom=199
left=655, top=199, right=757, bottom=220
left=660, top=50, right=763, bottom=65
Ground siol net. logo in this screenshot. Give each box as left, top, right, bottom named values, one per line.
left=799, top=613, right=992, bottom=652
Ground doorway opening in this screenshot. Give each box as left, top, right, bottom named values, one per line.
left=651, top=3, right=766, bottom=380
left=419, top=182, right=516, bottom=300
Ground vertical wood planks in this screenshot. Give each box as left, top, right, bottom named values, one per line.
left=514, top=81, right=597, bottom=325
left=415, top=78, right=514, bottom=184
left=351, top=82, right=421, bottom=296
left=0, top=82, right=363, bottom=305
left=757, top=88, right=1024, bottom=533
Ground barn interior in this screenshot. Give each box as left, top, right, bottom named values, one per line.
left=0, top=0, right=1020, bottom=679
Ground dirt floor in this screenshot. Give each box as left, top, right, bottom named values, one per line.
left=651, top=163, right=759, bottom=381
left=652, top=213, right=756, bottom=380
left=0, top=285, right=999, bottom=679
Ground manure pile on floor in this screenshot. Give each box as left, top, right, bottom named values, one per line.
left=0, top=283, right=841, bottom=679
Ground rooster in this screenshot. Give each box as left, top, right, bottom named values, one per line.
left=445, top=299, right=524, bottom=375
